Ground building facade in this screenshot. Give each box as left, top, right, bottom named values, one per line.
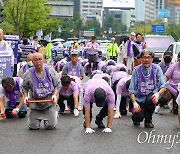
left=168, top=1, right=180, bottom=24
left=46, top=0, right=74, bottom=19
left=80, top=0, right=103, bottom=17
left=144, top=0, right=156, bottom=22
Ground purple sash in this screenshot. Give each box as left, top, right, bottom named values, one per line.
left=5, top=77, right=21, bottom=108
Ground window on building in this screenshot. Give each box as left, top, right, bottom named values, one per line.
left=83, top=1, right=88, bottom=4
left=97, top=6, right=102, bottom=8
left=83, top=5, right=88, bottom=8
left=97, top=2, right=102, bottom=5
left=90, top=6, right=95, bottom=8
left=90, top=2, right=95, bottom=4
left=115, top=14, right=121, bottom=19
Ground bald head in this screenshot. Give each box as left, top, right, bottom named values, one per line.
left=32, top=53, right=44, bottom=60
left=27, top=53, right=34, bottom=62
left=32, top=53, right=44, bottom=70
left=0, top=29, right=4, bottom=41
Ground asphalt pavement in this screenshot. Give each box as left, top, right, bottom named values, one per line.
left=0, top=77, right=180, bottom=154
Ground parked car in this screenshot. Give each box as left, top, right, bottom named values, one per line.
left=166, top=42, right=180, bottom=62
left=143, top=35, right=175, bottom=63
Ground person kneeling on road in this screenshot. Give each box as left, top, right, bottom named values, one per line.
left=83, top=78, right=115, bottom=134
left=0, top=77, right=27, bottom=119
left=177, top=82, right=180, bottom=126
left=22, top=53, right=61, bottom=130
left=129, top=50, right=166, bottom=128
left=58, top=75, right=79, bottom=116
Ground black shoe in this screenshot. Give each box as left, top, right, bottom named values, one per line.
left=133, top=122, right=140, bottom=126
left=59, top=109, right=64, bottom=114
left=95, top=120, right=105, bottom=128
left=145, top=122, right=154, bottom=128
left=120, top=110, right=127, bottom=115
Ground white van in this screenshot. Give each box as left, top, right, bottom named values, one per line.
left=143, top=35, right=175, bottom=63
left=166, top=42, right=180, bottom=63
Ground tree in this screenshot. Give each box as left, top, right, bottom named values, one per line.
left=42, top=18, right=62, bottom=36
left=166, top=24, right=180, bottom=41
left=60, top=13, right=83, bottom=39
left=83, top=19, right=101, bottom=36
left=0, top=21, right=15, bottom=34
left=103, top=15, right=127, bottom=35
left=3, top=0, right=51, bottom=37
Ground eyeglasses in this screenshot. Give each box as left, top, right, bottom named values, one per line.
left=141, top=56, right=152, bottom=60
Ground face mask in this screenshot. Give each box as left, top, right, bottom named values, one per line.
left=27, top=61, right=33, bottom=67
left=164, top=57, right=172, bottom=63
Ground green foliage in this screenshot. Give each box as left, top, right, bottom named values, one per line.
left=166, top=24, right=180, bottom=41
left=42, top=18, right=62, bottom=36
left=3, top=0, right=51, bottom=37
left=82, top=19, right=101, bottom=36
left=0, top=21, right=15, bottom=34
left=60, top=13, right=83, bottom=39
left=103, top=15, right=127, bottom=35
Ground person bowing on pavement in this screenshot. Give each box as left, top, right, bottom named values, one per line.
left=83, top=78, right=115, bottom=134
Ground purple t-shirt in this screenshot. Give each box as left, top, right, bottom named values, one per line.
left=158, top=61, right=173, bottom=74
left=83, top=79, right=115, bottom=108
left=114, top=63, right=128, bottom=73
left=98, top=61, right=106, bottom=71
left=116, top=76, right=131, bottom=97
left=85, top=42, right=99, bottom=55
left=59, top=81, right=79, bottom=97
left=92, top=73, right=111, bottom=80
left=112, top=71, right=128, bottom=84
left=165, top=62, right=180, bottom=96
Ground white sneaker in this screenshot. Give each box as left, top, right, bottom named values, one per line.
left=154, top=105, right=161, bottom=114
left=168, top=100, right=173, bottom=112
left=113, top=112, right=122, bottom=119
left=113, top=107, right=116, bottom=111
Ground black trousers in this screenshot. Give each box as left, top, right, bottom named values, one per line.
left=5, top=109, right=27, bottom=118
left=132, top=101, right=155, bottom=123
left=83, top=101, right=108, bottom=122
left=58, top=95, right=74, bottom=112
left=112, top=81, right=119, bottom=103
left=88, top=54, right=97, bottom=70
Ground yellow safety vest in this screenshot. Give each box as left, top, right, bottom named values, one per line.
left=107, top=43, right=118, bottom=57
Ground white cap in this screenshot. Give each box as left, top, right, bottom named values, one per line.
left=130, top=32, right=136, bottom=36
left=111, top=37, right=115, bottom=40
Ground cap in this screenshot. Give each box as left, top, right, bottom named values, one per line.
left=94, top=87, right=106, bottom=107
left=111, top=37, right=115, bottom=40
left=130, top=32, right=136, bottom=36
left=164, top=51, right=173, bottom=57
left=71, top=50, right=79, bottom=55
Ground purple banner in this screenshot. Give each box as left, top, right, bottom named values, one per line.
left=0, top=56, right=12, bottom=78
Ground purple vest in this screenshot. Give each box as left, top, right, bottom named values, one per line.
left=5, top=77, right=21, bottom=108
left=136, top=64, right=157, bottom=96
left=30, top=66, right=54, bottom=99
left=134, top=42, right=143, bottom=52
left=67, top=62, right=81, bottom=77
left=22, top=65, right=27, bottom=73
left=0, top=43, right=6, bottom=51
left=127, top=40, right=134, bottom=57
